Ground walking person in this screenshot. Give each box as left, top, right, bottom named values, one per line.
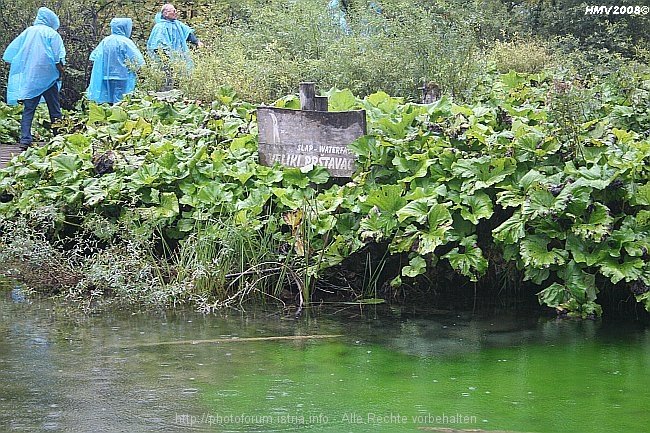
left=147, top=3, right=203, bottom=59
left=2, top=7, right=66, bottom=151
left=147, top=3, right=203, bottom=88
left=87, top=17, right=145, bottom=104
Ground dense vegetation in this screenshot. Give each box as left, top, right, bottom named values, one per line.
left=0, top=0, right=649, bottom=317
left=1, top=0, right=648, bottom=105
left=1, top=66, right=649, bottom=317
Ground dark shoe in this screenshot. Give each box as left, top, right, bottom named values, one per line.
left=51, top=118, right=63, bottom=135
left=19, top=143, right=30, bottom=151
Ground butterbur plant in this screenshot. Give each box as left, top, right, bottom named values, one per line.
left=0, top=70, right=649, bottom=318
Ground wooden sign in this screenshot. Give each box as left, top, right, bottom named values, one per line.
left=257, top=83, right=366, bottom=178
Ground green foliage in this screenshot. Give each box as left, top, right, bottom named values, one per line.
left=508, top=0, right=650, bottom=62
left=489, top=38, right=557, bottom=74
left=1, top=0, right=647, bottom=108
left=0, top=102, right=21, bottom=141
left=1, top=67, right=650, bottom=318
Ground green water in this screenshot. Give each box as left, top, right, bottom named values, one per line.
left=1, top=287, right=649, bottom=433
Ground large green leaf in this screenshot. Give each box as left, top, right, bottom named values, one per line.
left=599, top=257, right=645, bottom=284
left=522, top=189, right=556, bottom=218
left=235, top=187, right=272, bottom=216
left=565, top=234, right=605, bottom=266
left=82, top=178, right=108, bottom=206
left=376, top=112, right=417, bottom=139
left=107, top=105, right=129, bottom=122
left=538, top=260, right=599, bottom=317
left=120, top=117, right=153, bottom=139
left=493, top=211, right=526, bottom=244
left=52, top=154, right=82, bottom=183
left=559, top=180, right=594, bottom=216
left=271, top=186, right=307, bottom=209
left=282, top=167, right=310, bottom=188
left=402, top=254, right=427, bottom=278
left=412, top=205, right=453, bottom=255
left=197, top=183, right=234, bottom=206
left=393, top=153, right=436, bottom=182
left=442, top=236, right=488, bottom=282
left=518, top=169, right=547, bottom=191
left=460, top=191, right=493, bottom=224
left=606, top=217, right=642, bottom=256
left=537, top=282, right=568, bottom=308
left=559, top=260, right=597, bottom=303
left=359, top=211, right=398, bottom=242
left=428, top=204, right=453, bottom=228
left=496, top=190, right=526, bottom=208
left=633, top=183, right=650, bottom=206
left=389, top=225, right=419, bottom=254
left=156, top=192, right=180, bottom=218
left=365, top=184, right=406, bottom=213
left=572, top=202, right=613, bottom=241
left=564, top=161, right=616, bottom=190
left=524, top=266, right=550, bottom=284
left=305, top=165, right=330, bottom=184
left=365, top=91, right=400, bottom=112
left=396, top=197, right=437, bottom=224
left=520, top=235, right=568, bottom=268
left=129, top=163, right=161, bottom=187
left=87, top=103, right=107, bottom=124
left=452, top=155, right=516, bottom=193
left=328, top=89, right=357, bottom=112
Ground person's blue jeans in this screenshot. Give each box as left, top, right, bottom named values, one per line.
left=20, top=82, right=62, bottom=146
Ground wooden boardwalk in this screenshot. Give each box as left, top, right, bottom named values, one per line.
left=0, top=144, right=23, bottom=169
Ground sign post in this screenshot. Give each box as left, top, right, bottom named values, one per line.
left=257, top=83, right=366, bottom=178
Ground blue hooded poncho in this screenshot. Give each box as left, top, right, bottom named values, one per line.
left=87, top=18, right=145, bottom=104
left=2, top=7, right=66, bottom=105
left=146, top=12, right=194, bottom=61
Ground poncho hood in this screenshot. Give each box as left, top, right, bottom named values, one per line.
left=154, top=12, right=169, bottom=23
left=110, top=17, right=133, bottom=37
left=33, top=7, right=60, bottom=31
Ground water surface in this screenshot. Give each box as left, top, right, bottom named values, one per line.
left=1, top=286, right=649, bottom=432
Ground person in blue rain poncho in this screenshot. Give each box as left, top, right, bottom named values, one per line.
left=327, top=0, right=382, bottom=35
left=2, top=7, right=66, bottom=150
left=87, top=18, right=145, bottom=104
left=146, top=3, right=203, bottom=89
left=327, top=0, right=352, bottom=34
left=147, top=3, right=202, bottom=63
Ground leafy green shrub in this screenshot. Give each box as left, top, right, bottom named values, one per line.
left=1, top=70, right=650, bottom=319
left=134, top=0, right=488, bottom=103
left=489, top=38, right=556, bottom=74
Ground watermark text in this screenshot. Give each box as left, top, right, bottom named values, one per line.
left=174, top=411, right=479, bottom=427
left=584, top=5, right=649, bottom=15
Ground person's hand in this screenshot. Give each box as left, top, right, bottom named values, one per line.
left=56, top=62, right=65, bottom=80
left=197, top=40, right=204, bottom=48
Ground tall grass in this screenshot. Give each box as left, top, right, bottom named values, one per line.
left=171, top=214, right=283, bottom=302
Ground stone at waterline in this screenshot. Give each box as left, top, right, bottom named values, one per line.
left=257, top=107, right=366, bottom=178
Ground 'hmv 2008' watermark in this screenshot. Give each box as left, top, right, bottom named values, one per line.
left=585, top=5, right=649, bottom=15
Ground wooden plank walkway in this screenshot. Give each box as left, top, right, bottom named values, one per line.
left=0, top=144, right=24, bottom=169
